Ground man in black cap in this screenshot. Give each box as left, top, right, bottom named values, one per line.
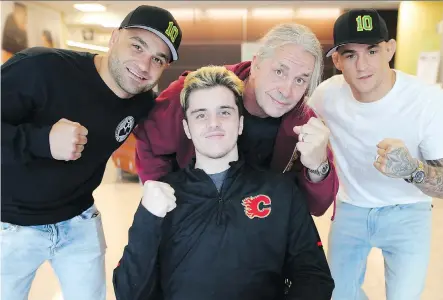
left=1, top=5, right=182, bottom=300
left=308, top=8, right=443, bottom=300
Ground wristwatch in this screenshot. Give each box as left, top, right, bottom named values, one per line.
left=308, top=160, right=330, bottom=176
left=405, top=160, right=425, bottom=184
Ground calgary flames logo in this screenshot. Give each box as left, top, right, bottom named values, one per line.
left=241, top=195, right=272, bottom=219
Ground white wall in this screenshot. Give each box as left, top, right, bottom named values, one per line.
left=439, top=19, right=443, bottom=86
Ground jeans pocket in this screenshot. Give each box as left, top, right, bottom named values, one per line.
left=0, top=222, right=19, bottom=233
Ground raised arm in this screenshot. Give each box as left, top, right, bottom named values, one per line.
left=113, top=181, right=177, bottom=300
left=373, top=89, right=443, bottom=198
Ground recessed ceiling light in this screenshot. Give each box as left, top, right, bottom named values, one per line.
left=294, top=8, right=341, bottom=19
left=101, top=21, right=121, bottom=28
left=251, top=8, right=294, bottom=19
left=74, top=3, right=106, bottom=12
left=205, top=9, right=247, bottom=19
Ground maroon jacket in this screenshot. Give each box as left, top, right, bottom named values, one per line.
left=133, top=61, right=338, bottom=217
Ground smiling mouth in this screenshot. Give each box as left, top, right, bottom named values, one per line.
left=127, top=68, right=147, bottom=81
left=206, top=133, right=225, bottom=139
left=358, top=74, right=373, bottom=80
left=270, top=95, right=287, bottom=106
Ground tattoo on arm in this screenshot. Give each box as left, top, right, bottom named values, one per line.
left=417, top=158, right=443, bottom=198
left=427, top=159, right=443, bottom=168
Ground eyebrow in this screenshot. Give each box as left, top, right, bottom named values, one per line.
left=129, top=36, right=170, bottom=62
left=278, top=63, right=311, bottom=78
left=190, top=108, right=207, bottom=115
left=189, top=106, right=236, bottom=114
left=219, top=105, right=236, bottom=110
left=339, top=49, right=355, bottom=56
left=367, top=44, right=379, bottom=50
left=339, top=44, right=380, bottom=56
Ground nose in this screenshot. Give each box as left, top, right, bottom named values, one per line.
left=356, top=54, right=369, bottom=71
left=208, top=113, right=221, bottom=128
left=138, top=53, right=152, bottom=73
left=278, top=78, right=292, bottom=98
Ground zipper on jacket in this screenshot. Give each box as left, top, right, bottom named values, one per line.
left=216, top=195, right=223, bottom=225
left=214, top=180, right=225, bottom=225
left=206, top=172, right=226, bottom=225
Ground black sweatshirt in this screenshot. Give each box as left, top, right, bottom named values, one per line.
left=113, top=160, right=334, bottom=300
left=1, top=47, right=155, bottom=226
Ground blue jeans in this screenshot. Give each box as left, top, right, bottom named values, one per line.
left=328, top=201, right=432, bottom=300
left=1, top=204, right=107, bottom=300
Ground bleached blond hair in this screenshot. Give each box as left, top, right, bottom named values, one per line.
left=180, top=65, right=244, bottom=118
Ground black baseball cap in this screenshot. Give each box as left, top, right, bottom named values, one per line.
left=326, top=9, right=389, bottom=57
left=119, top=5, right=182, bottom=62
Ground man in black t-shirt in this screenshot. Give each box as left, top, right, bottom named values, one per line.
left=1, top=5, right=182, bottom=300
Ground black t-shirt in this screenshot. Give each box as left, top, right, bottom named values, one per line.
left=1, top=47, right=156, bottom=225
left=238, top=104, right=282, bottom=168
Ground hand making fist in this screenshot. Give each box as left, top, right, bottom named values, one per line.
left=293, top=117, right=330, bottom=170
left=374, top=138, right=418, bottom=178
left=141, top=181, right=177, bottom=218
left=49, top=118, right=88, bottom=161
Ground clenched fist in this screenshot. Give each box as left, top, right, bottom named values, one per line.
left=141, top=181, right=176, bottom=218
left=374, top=138, right=418, bottom=178
left=293, top=117, right=330, bottom=170
left=49, top=118, right=88, bottom=161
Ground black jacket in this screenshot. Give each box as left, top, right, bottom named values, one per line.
left=113, top=160, right=334, bottom=300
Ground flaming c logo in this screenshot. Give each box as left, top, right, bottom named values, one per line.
left=242, top=195, right=272, bottom=219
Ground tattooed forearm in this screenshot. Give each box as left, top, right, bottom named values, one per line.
left=427, top=159, right=443, bottom=168
left=416, top=159, right=443, bottom=198
left=375, top=140, right=443, bottom=198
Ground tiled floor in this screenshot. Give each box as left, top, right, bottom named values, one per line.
left=27, top=160, right=443, bottom=300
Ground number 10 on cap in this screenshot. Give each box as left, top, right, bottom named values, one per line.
left=356, top=15, right=373, bottom=32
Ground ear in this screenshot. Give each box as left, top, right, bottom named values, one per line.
left=250, top=55, right=259, bottom=78
left=182, top=119, right=191, bottom=140
left=109, top=29, right=120, bottom=48
left=385, top=39, right=397, bottom=62
left=332, top=52, right=342, bottom=71
left=238, top=115, right=244, bottom=135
